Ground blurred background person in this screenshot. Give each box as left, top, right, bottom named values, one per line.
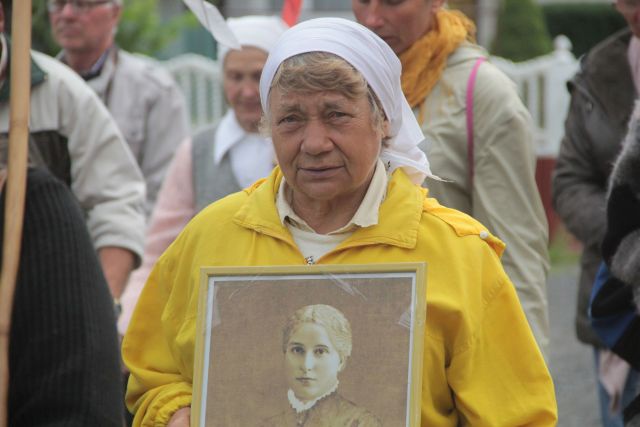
left=118, top=15, right=286, bottom=337
left=0, top=139, right=123, bottom=426
left=0, top=0, right=145, bottom=305
left=553, top=0, right=640, bottom=424
left=590, top=99, right=640, bottom=427
left=352, top=0, right=551, bottom=356
left=48, top=0, right=190, bottom=217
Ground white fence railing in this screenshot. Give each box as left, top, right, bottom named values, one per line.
left=161, top=53, right=225, bottom=132
left=160, top=35, right=580, bottom=156
left=490, top=35, right=579, bottom=157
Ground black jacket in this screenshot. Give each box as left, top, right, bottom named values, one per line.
left=2, top=168, right=123, bottom=426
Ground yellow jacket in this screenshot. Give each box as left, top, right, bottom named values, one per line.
left=123, top=167, right=557, bottom=426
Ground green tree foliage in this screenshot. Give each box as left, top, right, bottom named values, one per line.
left=30, top=0, right=197, bottom=57
left=491, top=0, right=553, bottom=62
left=542, top=3, right=626, bottom=58
left=31, top=2, right=59, bottom=55
left=116, top=0, right=196, bottom=56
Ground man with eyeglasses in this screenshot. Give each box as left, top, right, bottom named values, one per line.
left=48, top=0, right=190, bottom=219
left=553, top=1, right=640, bottom=426
left=0, top=0, right=146, bottom=317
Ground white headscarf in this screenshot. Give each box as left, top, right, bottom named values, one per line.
left=218, top=15, right=289, bottom=65
left=259, top=17, right=433, bottom=184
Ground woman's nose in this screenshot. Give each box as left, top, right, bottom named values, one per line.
left=302, top=353, right=314, bottom=371
left=239, top=81, right=259, bottom=99
left=363, top=2, right=385, bottom=29
left=301, top=120, right=332, bottom=155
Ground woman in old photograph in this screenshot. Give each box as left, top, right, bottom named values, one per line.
left=123, top=18, right=557, bottom=426
left=261, top=304, right=381, bottom=426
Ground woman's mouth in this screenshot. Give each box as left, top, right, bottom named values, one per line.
left=299, top=166, right=342, bottom=178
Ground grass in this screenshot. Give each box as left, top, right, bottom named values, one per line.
left=549, top=226, right=581, bottom=267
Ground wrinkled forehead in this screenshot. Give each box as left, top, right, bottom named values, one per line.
left=259, top=18, right=402, bottom=121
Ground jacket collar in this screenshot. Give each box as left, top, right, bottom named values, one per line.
left=0, top=35, right=47, bottom=103
left=445, top=41, right=487, bottom=68
left=57, top=46, right=117, bottom=103
left=233, top=166, right=425, bottom=253
left=575, top=28, right=635, bottom=127
left=214, top=109, right=250, bottom=165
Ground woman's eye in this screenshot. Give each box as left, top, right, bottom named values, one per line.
left=290, top=346, right=304, bottom=354
left=315, top=348, right=328, bottom=356
left=226, top=73, right=242, bottom=82
left=278, top=115, right=298, bottom=125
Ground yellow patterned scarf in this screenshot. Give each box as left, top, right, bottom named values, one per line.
left=400, top=9, right=476, bottom=108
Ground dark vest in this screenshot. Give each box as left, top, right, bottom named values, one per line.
left=191, top=124, right=242, bottom=213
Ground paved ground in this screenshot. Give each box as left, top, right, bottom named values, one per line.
left=548, top=263, right=601, bottom=426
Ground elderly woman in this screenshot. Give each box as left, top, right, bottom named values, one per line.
left=119, top=16, right=287, bottom=335
left=123, top=18, right=557, bottom=426
left=261, top=304, right=381, bottom=426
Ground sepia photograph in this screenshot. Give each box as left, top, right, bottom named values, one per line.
left=192, top=264, right=426, bottom=427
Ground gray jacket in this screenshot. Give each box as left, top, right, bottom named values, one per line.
left=85, top=48, right=190, bottom=217
left=552, top=28, right=636, bottom=346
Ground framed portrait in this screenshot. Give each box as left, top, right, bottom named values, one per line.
left=192, top=263, right=427, bottom=427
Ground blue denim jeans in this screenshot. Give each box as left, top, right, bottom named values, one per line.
left=594, top=349, right=639, bottom=427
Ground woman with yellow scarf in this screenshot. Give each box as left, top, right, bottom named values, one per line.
left=353, top=0, right=551, bottom=360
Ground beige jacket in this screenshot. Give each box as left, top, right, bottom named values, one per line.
left=418, top=42, right=551, bottom=355
left=0, top=49, right=146, bottom=261
left=85, top=49, right=190, bottom=217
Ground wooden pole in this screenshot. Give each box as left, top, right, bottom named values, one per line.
left=0, top=0, right=32, bottom=425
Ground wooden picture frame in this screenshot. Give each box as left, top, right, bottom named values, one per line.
left=192, top=263, right=427, bottom=427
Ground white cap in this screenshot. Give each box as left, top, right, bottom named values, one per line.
left=218, top=15, right=289, bottom=64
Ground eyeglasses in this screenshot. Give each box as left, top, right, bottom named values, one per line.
left=47, top=0, right=114, bottom=14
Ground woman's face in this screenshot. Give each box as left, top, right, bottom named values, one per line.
left=351, top=0, right=444, bottom=55
left=284, top=322, right=343, bottom=402
left=223, top=47, right=268, bottom=133
left=269, top=87, right=385, bottom=207
left=615, top=0, right=640, bottom=37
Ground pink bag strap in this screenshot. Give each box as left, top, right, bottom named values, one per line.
left=466, top=57, right=486, bottom=187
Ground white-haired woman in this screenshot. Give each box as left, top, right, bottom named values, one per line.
left=123, top=18, right=557, bottom=426
left=261, top=304, right=381, bottom=426
left=119, top=16, right=287, bottom=335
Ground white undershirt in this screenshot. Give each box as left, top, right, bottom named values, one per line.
left=214, top=110, right=276, bottom=188
left=276, top=159, right=388, bottom=264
